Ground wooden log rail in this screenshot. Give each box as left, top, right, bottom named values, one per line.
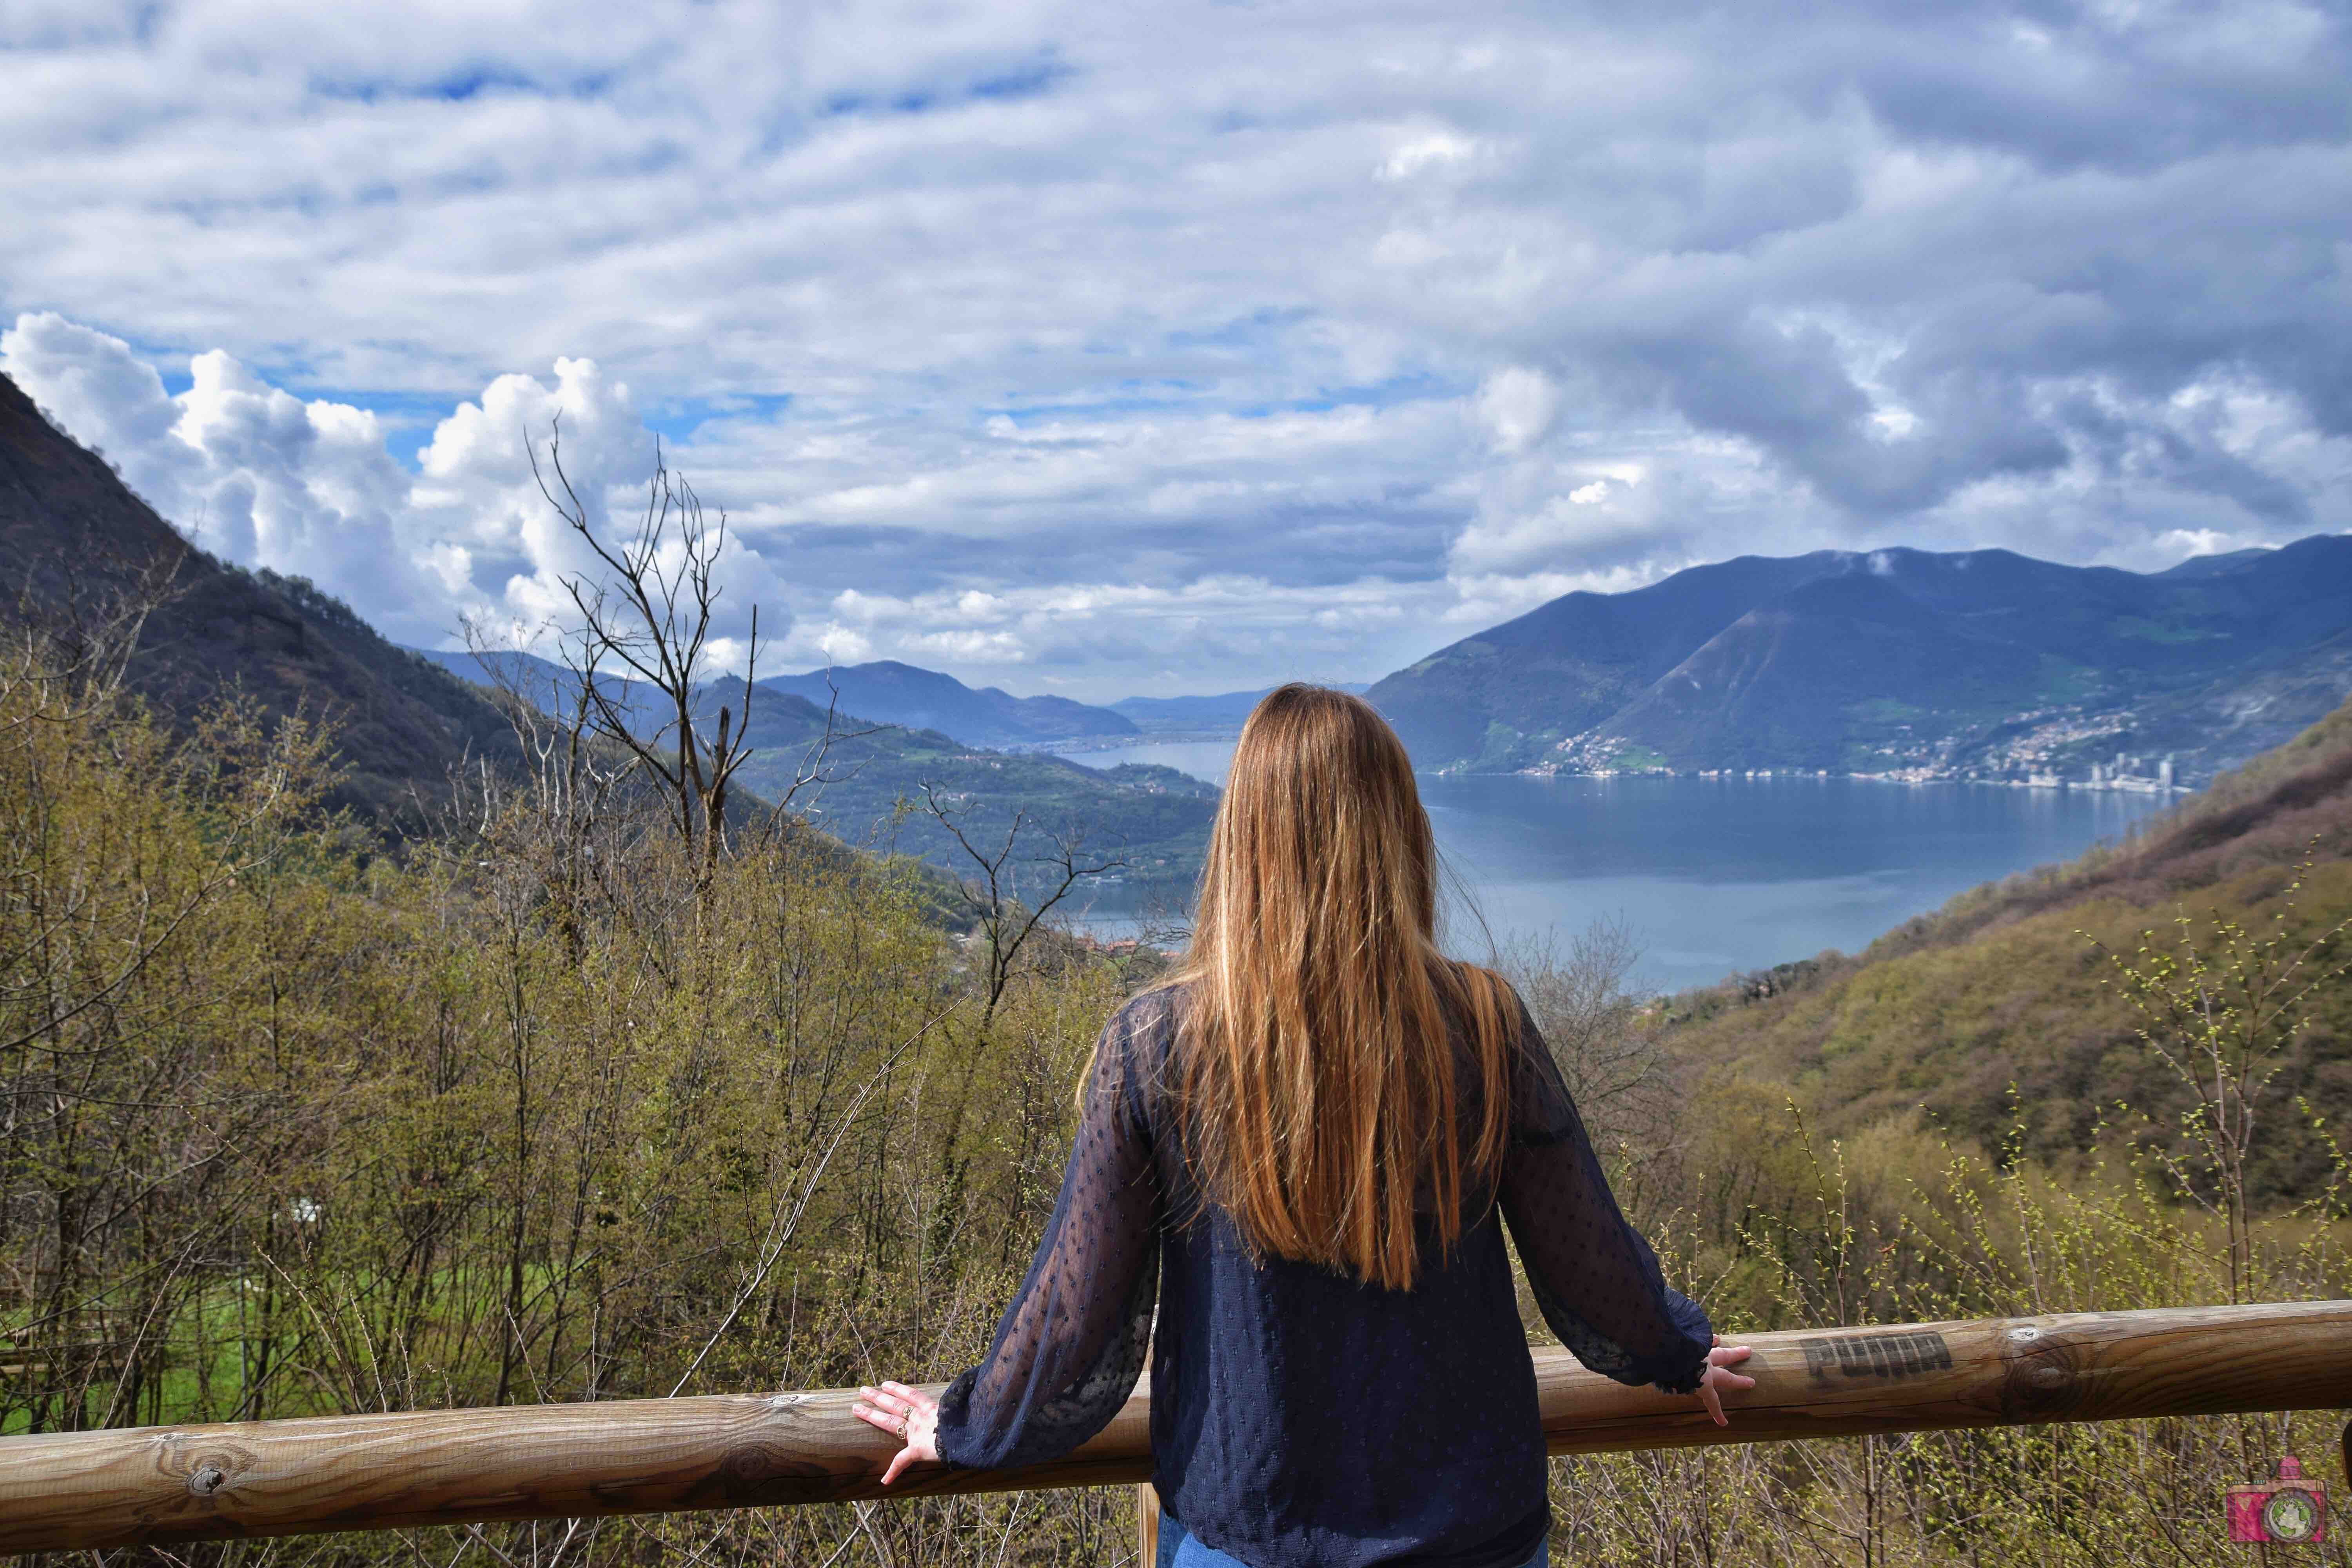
left=4, top=1301, right=2350, bottom=1553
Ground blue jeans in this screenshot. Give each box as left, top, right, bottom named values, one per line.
left=1156, top=1517, right=1549, bottom=1568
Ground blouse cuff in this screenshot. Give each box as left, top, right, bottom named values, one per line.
left=929, top=1368, right=982, bottom=1469
left=1646, top=1289, right=1715, bottom=1396
left=1650, top=1356, right=1709, bottom=1397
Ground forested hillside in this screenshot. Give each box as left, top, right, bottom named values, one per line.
left=735, top=697, right=1218, bottom=892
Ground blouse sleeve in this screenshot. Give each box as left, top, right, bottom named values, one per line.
left=1496, top=996, right=1713, bottom=1395
left=933, top=998, right=1163, bottom=1469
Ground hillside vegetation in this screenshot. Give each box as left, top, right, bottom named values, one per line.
left=0, top=618, right=1166, bottom=1561
left=5, top=603, right=2352, bottom=1565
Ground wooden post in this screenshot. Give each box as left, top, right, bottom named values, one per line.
left=5, top=1302, right=2352, bottom=1553
left=1136, top=1481, right=1161, bottom=1564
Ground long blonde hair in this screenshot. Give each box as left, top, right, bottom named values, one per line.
left=1168, top=684, right=1517, bottom=1291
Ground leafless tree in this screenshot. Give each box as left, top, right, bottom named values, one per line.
left=528, top=419, right=826, bottom=877
left=444, top=617, right=639, bottom=951
left=920, top=782, right=1125, bottom=1024
left=1497, top=917, right=1675, bottom=1148
left=2, top=540, right=181, bottom=729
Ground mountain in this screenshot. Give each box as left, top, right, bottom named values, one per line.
left=1111, top=682, right=1373, bottom=735
left=411, top=648, right=1141, bottom=751
left=0, top=372, right=517, bottom=820
left=2156, top=547, right=2278, bottom=579
left=1368, top=552, right=1849, bottom=768
left=403, top=644, right=675, bottom=734
left=755, top=661, right=1136, bottom=748
left=408, top=644, right=1219, bottom=887
left=1367, top=537, right=2352, bottom=787
left=724, top=704, right=1218, bottom=890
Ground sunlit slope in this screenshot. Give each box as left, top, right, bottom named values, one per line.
left=1666, top=692, right=2352, bottom=1197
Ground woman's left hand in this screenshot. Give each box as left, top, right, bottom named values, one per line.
left=853, top=1381, right=941, bottom=1485
left=1695, top=1336, right=1756, bottom=1428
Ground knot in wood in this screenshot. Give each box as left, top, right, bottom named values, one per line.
left=703, top=1442, right=831, bottom=1506
left=1998, top=1327, right=2087, bottom=1421
left=168, top=1437, right=255, bottom=1500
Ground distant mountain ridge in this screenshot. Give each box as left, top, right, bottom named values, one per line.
left=408, top=648, right=1142, bottom=751
left=410, top=646, right=1385, bottom=750
left=758, top=660, right=1135, bottom=748
left=1367, top=537, right=2352, bottom=788
left=402, top=644, right=1218, bottom=884
left=1110, top=682, right=1372, bottom=734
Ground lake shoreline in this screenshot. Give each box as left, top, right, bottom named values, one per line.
left=1040, top=734, right=2196, bottom=799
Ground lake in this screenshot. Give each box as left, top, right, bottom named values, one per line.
left=1052, top=738, right=2172, bottom=993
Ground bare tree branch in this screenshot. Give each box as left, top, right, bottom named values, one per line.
left=521, top=418, right=787, bottom=882
left=920, top=782, right=1125, bottom=1022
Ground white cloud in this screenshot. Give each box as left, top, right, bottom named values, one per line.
left=2154, top=527, right=2243, bottom=559
left=1380, top=127, right=1481, bottom=182
left=2, top=312, right=456, bottom=632
left=406, top=356, right=664, bottom=634
left=789, top=573, right=1446, bottom=696
left=0, top=312, right=200, bottom=510
left=2, top=0, right=2348, bottom=697
left=1476, top=367, right=1559, bottom=456
left=3, top=313, right=769, bottom=648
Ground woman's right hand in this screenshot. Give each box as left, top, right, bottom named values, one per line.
left=1695, top=1336, right=1755, bottom=1426
left=853, top=1381, right=942, bottom=1485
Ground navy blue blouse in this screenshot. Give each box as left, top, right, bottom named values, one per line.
left=934, top=981, right=1714, bottom=1568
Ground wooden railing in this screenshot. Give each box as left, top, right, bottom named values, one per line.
left=4, top=1301, right=2350, bottom=1554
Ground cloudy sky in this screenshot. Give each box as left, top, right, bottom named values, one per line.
left=4, top=0, right=2347, bottom=701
